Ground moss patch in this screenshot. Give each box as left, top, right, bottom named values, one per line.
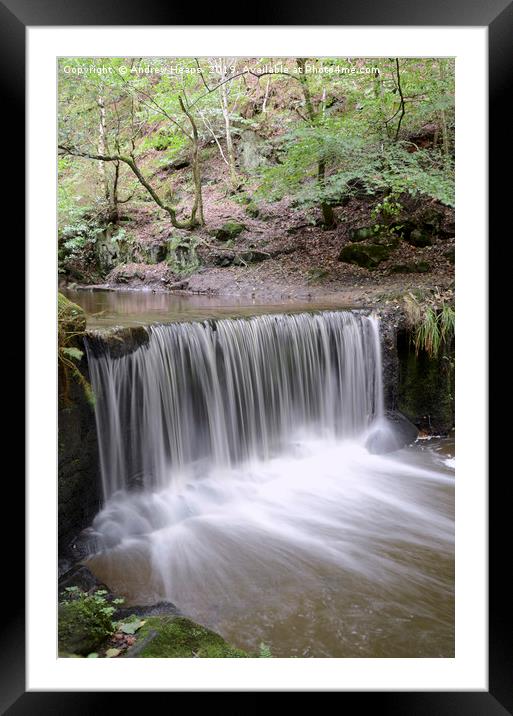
left=211, top=222, right=247, bottom=242
left=129, top=616, right=249, bottom=658
left=58, top=292, right=86, bottom=336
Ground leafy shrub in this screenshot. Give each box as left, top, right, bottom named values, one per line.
left=58, top=587, right=122, bottom=656
left=257, top=123, right=454, bottom=210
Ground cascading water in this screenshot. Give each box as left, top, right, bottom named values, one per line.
left=87, top=311, right=382, bottom=498
left=84, top=310, right=454, bottom=657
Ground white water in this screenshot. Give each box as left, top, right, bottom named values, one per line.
left=84, top=311, right=454, bottom=657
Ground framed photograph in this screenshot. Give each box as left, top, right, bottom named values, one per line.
left=7, top=0, right=504, bottom=708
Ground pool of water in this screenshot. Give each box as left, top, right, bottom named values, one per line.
left=61, top=288, right=357, bottom=329
left=86, top=436, right=454, bottom=658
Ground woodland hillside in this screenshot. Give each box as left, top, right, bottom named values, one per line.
left=58, top=57, right=455, bottom=302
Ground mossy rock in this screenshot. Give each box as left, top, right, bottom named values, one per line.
left=58, top=292, right=86, bottom=336
left=211, top=222, right=247, bottom=242
left=58, top=598, right=113, bottom=656
left=350, top=227, right=374, bottom=242
left=403, top=228, right=433, bottom=248
left=339, top=242, right=391, bottom=269
left=127, top=616, right=249, bottom=658
left=372, top=233, right=400, bottom=249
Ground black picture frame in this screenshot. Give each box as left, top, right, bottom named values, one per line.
left=6, top=0, right=506, bottom=709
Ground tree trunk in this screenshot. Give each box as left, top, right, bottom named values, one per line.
left=97, top=95, right=109, bottom=202
left=109, top=161, right=120, bottom=223
left=179, top=96, right=204, bottom=226
left=297, top=58, right=336, bottom=228
left=318, top=160, right=336, bottom=228
left=220, top=59, right=239, bottom=192
left=439, top=60, right=449, bottom=156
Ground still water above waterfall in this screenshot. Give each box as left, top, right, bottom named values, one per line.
left=84, top=310, right=454, bottom=657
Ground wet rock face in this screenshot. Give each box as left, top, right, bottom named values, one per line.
left=85, top=326, right=150, bottom=359
left=396, top=329, right=455, bottom=434
left=58, top=371, right=101, bottom=557
left=376, top=307, right=404, bottom=411
left=59, top=564, right=105, bottom=594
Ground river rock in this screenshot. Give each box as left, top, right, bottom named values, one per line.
left=59, top=564, right=105, bottom=594
left=365, top=412, right=418, bottom=454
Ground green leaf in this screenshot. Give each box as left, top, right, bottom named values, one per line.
left=105, top=648, right=121, bottom=658
left=62, top=346, right=83, bottom=362
left=119, top=620, right=145, bottom=635
left=87, top=652, right=99, bottom=658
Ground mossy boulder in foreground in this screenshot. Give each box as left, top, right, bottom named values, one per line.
left=125, top=616, right=249, bottom=658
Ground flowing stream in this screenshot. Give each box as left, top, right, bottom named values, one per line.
left=84, top=310, right=454, bottom=657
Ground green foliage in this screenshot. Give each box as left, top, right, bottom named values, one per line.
left=57, top=56, right=454, bottom=243
left=59, top=213, right=105, bottom=271
left=258, top=129, right=454, bottom=209
left=58, top=587, right=117, bottom=656
left=259, top=642, right=273, bottom=657
left=404, top=294, right=455, bottom=358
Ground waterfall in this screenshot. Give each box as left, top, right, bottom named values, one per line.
left=83, top=310, right=454, bottom=657
left=86, top=311, right=383, bottom=500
